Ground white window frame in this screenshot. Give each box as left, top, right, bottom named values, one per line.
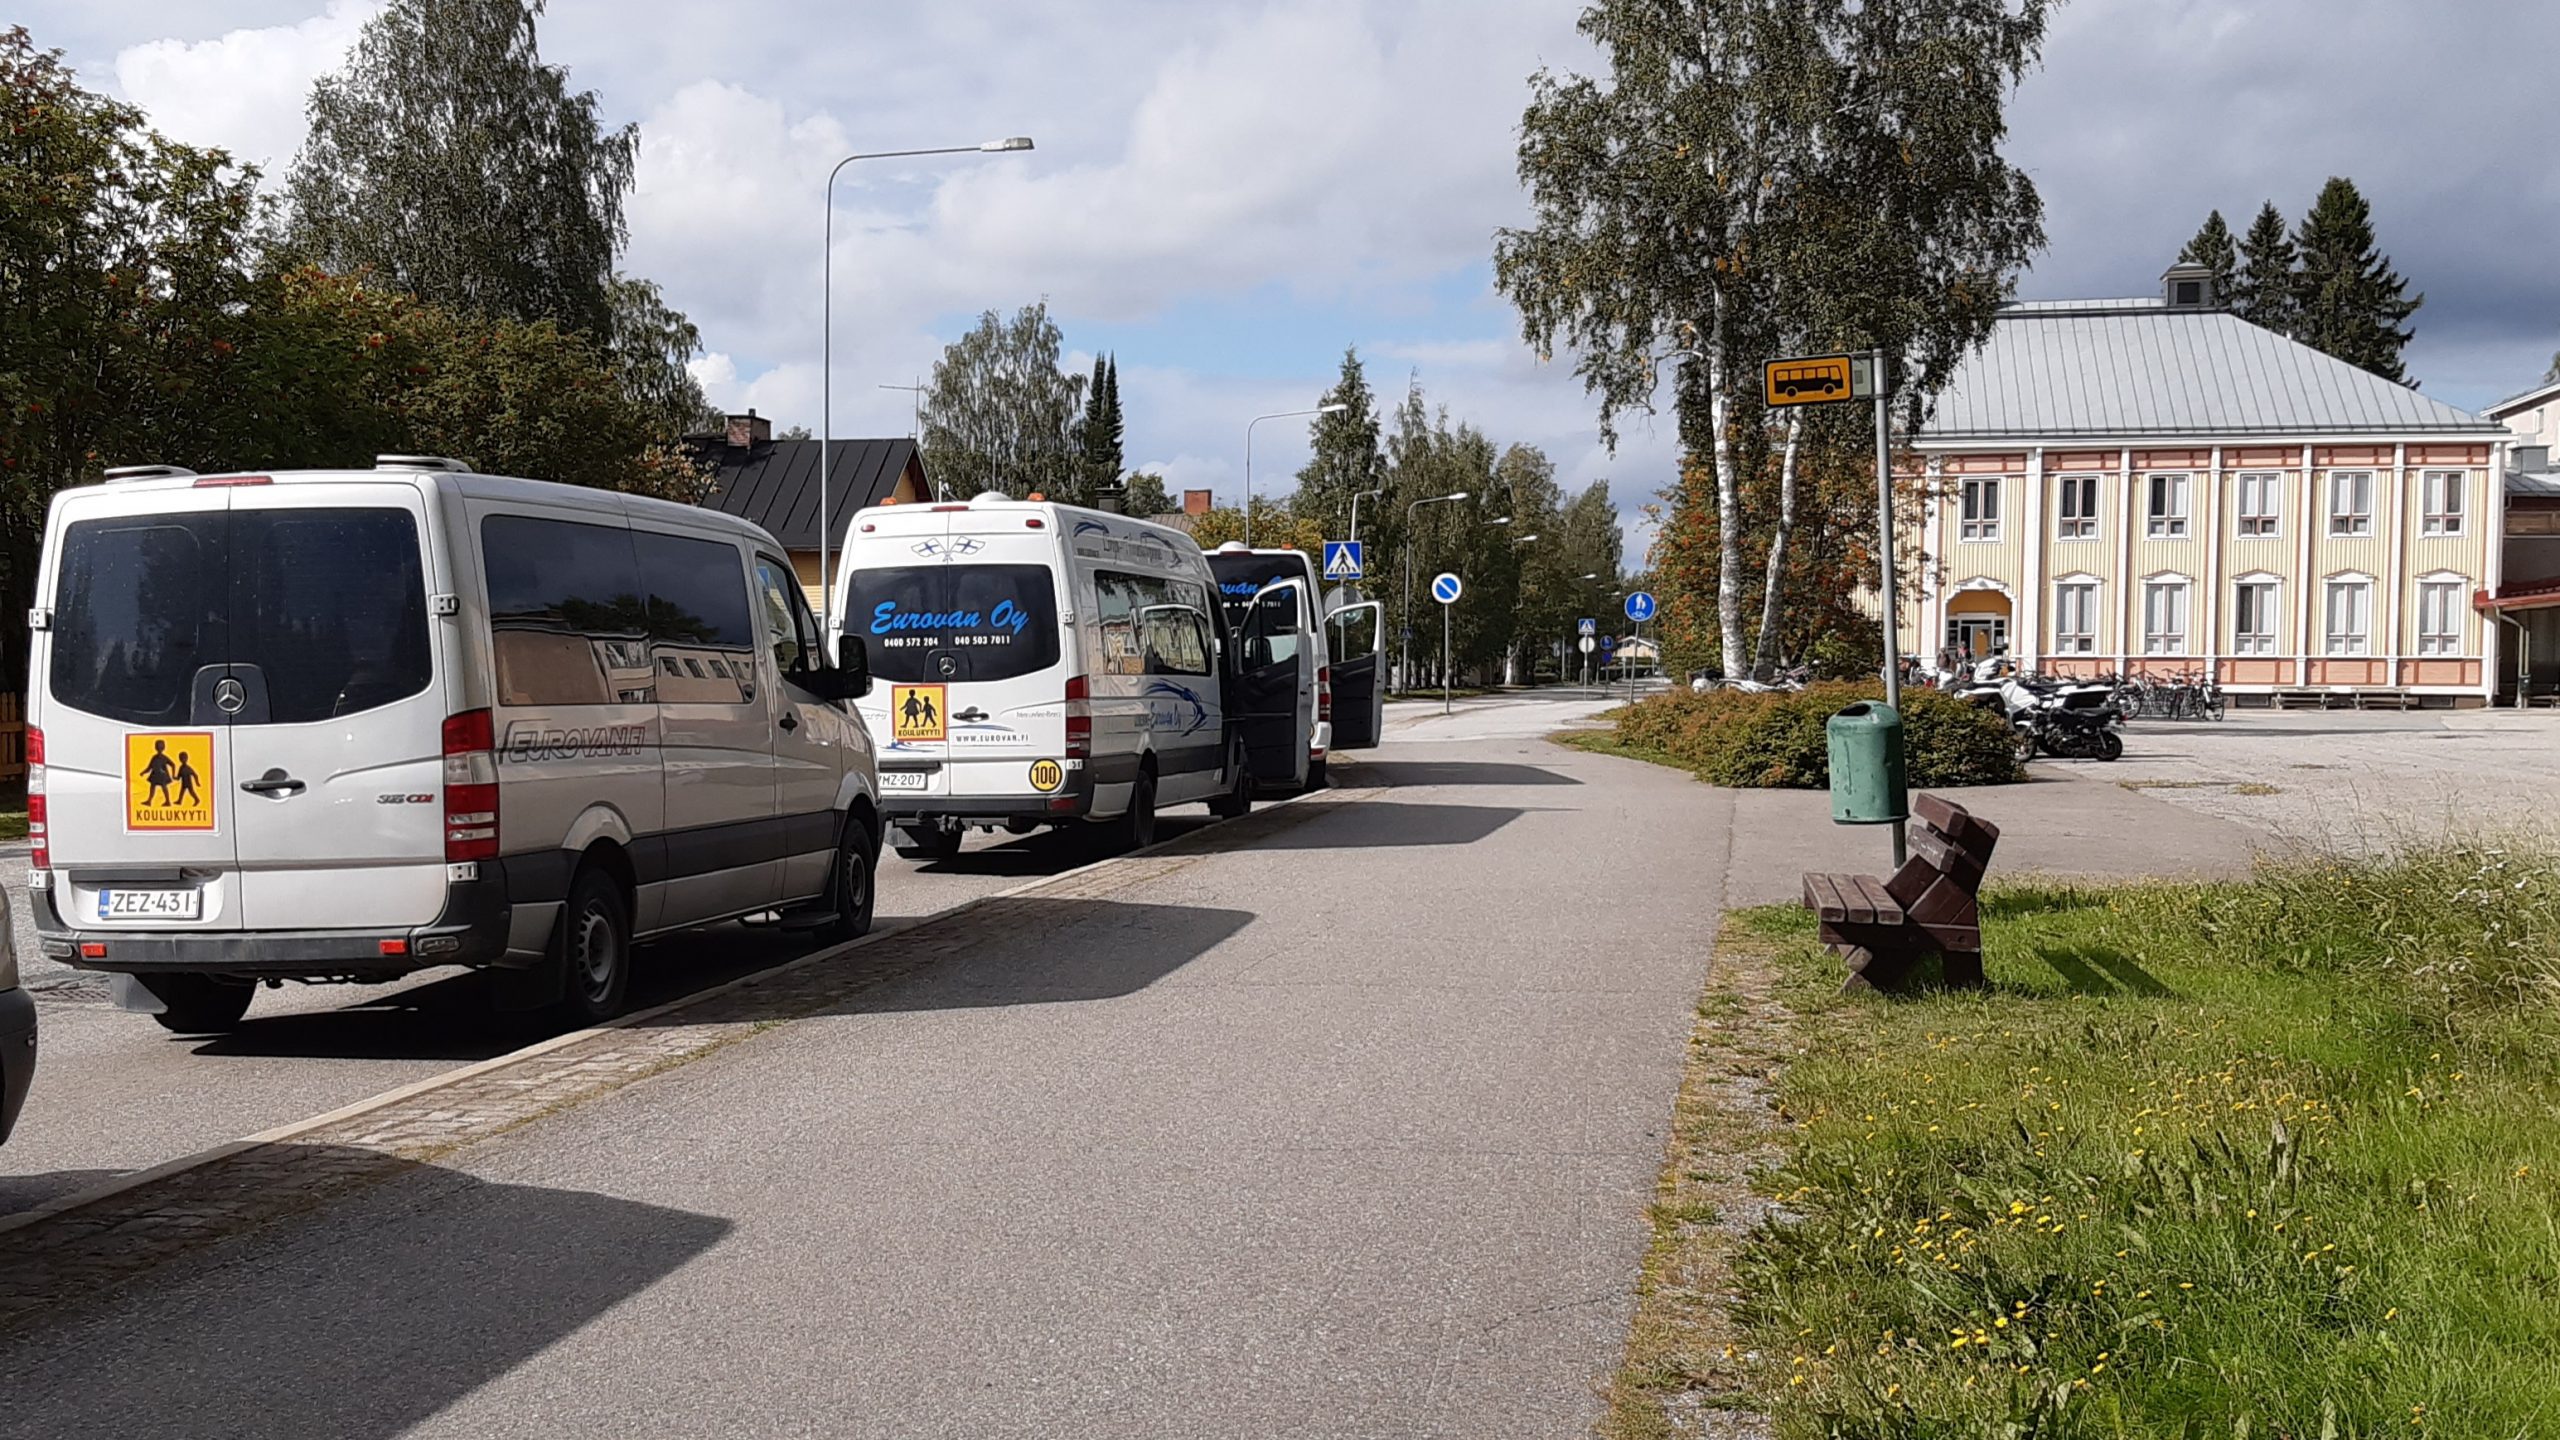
left=2327, top=470, right=2374, bottom=537
left=2145, top=473, right=2190, bottom=537
left=2054, top=474, right=2100, bottom=541
left=2234, top=471, right=2282, bottom=538
left=2323, top=575, right=2373, bottom=655
left=2141, top=576, right=2192, bottom=655
left=1959, top=475, right=2001, bottom=541
left=2052, top=576, right=2099, bottom=654
left=2415, top=573, right=2466, bottom=656
left=2421, top=471, right=2465, bottom=536
left=2231, top=574, right=2281, bottom=655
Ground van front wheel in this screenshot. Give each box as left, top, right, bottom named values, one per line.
left=143, top=974, right=255, bottom=1034
left=552, top=867, right=632, bottom=1027
left=821, top=817, right=878, bottom=943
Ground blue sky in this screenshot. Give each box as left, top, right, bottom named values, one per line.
left=34, top=0, right=2560, bottom=560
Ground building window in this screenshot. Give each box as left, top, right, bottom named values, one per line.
left=2054, top=474, right=2099, bottom=540
left=2235, top=472, right=2282, bottom=537
left=2232, top=580, right=2279, bottom=655
left=2146, top=473, right=2190, bottom=537
left=2421, top=471, right=2465, bottom=535
left=2416, top=579, right=2465, bottom=655
left=2324, top=578, right=2371, bottom=655
left=2053, top=581, right=2098, bottom=653
left=1959, top=476, right=2001, bottom=541
left=2327, top=471, right=2373, bottom=536
left=2142, top=579, right=2190, bottom=654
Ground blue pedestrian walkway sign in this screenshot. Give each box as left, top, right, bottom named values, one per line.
left=1323, top=540, right=1365, bottom=582
left=1625, top=591, right=1657, bottom=622
left=1577, top=617, right=1597, bottom=636
left=1431, top=572, right=1464, bottom=605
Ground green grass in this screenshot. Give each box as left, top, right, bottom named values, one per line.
left=0, top=811, right=23, bottom=842
left=1727, top=845, right=2560, bottom=1437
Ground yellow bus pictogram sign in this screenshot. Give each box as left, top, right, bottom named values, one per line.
left=1028, top=759, right=1064, bottom=793
left=890, top=684, right=948, bottom=743
left=126, top=732, right=217, bottom=832
left=1763, top=353, right=1875, bottom=408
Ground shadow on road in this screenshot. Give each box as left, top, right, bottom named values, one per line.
left=828, top=897, right=1256, bottom=1014
left=0, top=1153, right=731, bottom=1440
left=1350, top=760, right=1582, bottom=788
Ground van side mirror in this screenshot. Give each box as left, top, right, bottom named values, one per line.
left=833, top=634, right=872, bottom=698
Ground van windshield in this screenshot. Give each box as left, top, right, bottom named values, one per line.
left=844, top=565, right=1062, bottom=683
left=50, top=508, right=431, bottom=727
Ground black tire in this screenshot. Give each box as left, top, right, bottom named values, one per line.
left=2013, top=728, right=2038, bottom=764
left=1304, top=757, right=1328, bottom=791
left=552, top=866, right=631, bottom=1027
left=2097, top=729, right=2124, bottom=762
left=820, top=815, right=879, bottom=944
left=1113, top=767, right=1159, bottom=851
left=2205, top=694, right=2227, bottom=723
left=892, top=823, right=963, bottom=863
left=143, top=974, right=255, bottom=1034
left=1208, top=742, right=1253, bottom=819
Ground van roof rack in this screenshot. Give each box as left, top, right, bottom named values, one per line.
left=101, top=464, right=199, bottom=482
left=375, top=455, right=472, bottom=473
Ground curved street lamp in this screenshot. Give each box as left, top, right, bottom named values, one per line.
left=1242, top=403, right=1349, bottom=546
left=821, top=136, right=1034, bottom=624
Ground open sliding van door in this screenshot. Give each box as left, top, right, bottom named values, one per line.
left=1325, top=601, right=1385, bottom=750
left=1230, top=577, right=1312, bottom=789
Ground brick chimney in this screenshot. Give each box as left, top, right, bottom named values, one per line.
left=1182, top=488, right=1213, bottom=517
left=724, top=409, right=772, bottom=448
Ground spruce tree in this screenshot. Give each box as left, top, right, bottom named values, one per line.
left=2292, top=177, right=2420, bottom=383
left=2177, top=210, right=2237, bottom=303
left=2231, top=201, right=2299, bottom=337
left=1290, top=347, right=1384, bottom=536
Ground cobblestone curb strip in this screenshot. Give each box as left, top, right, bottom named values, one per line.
left=0, top=784, right=1368, bottom=1328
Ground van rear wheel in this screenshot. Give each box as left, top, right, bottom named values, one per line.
left=552, top=867, right=631, bottom=1027
left=143, top=974, right=255, bottom=1034
left=1114, top=768, right=1159, bottom=851
left=1208, top=742, right=1252, bottom=819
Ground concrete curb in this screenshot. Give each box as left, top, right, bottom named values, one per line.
left=0, top=777, right=1364, bottom=1242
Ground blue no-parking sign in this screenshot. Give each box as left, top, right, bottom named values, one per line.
left=1625, top=591, right=1657, bottom=623
left=1431, top=572, right=1464, bottom=605
left=1323, top=540, right=1365, bottom=581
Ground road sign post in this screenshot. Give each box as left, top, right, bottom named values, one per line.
left=1431, top=572, right=1463, bottom=715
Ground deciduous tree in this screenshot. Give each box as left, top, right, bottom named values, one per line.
left=919, top=303, right=1089, bottom=503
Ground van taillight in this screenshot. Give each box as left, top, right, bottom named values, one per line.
left=1064, top=676, right=1091, bottom=759
left=441, top=709, right=499, bottom=863
left=1317, top=666, right=1332, bottom=725
left=25, top=726, right=44, bottom=872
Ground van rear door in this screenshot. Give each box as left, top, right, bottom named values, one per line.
left=847, top=548, right=1067, bottom=803
left=39, top=485, right=246, bottom=931
left=1325, top=601, right=1385, bottom=749
left=221, top=483, right=450, bottom=930
left=1232, top=577, right=1312, bottom=786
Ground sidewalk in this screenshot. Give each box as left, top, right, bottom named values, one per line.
left=0, top=707, right=1728, bottom=1440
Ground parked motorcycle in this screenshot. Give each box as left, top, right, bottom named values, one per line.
left=2000, top=674, right=2125, bottom=762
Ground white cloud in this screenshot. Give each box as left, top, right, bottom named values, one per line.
left=109, top=0, right=377, bottom=180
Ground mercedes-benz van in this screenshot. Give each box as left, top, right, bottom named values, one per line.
left=1205, top=544, right=1384, bottom=787
left=25, top=457, right=881, bottom=1033
left=833, top=494, right=1264, bottom=858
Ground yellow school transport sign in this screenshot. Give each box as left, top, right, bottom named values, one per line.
left=890, top=684, right=948, bottom=743
left=126, top=731, right=217, bottom=832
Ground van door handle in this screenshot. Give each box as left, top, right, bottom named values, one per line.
left=778, top=712, right=798, bottom=732
left=952, top=708, right=989, bottom=723
left=240, top=773, right=305, bottom=796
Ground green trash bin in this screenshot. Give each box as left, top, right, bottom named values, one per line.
left=1826, top=701, right=1908, bottom=825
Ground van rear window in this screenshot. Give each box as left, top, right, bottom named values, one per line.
left=1207, top=553, right=1315, bottom=621
left=845, top=565, right=1061, bottom=683
left=49, top=508, right=430, bottom=726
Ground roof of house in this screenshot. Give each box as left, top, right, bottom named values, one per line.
left=1919, top=301, right=2506, bottom=444
left=2509, top=468, right=2560, bottom=500
left=2486, top=376, right=2560, bottom=420
left=687, top=437, right=921, bottom=551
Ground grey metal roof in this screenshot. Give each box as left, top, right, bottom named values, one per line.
left=2486, top=377, right=2560, bottom=418
left=686, top=438, right=921, bottom=551
left=1920, top=303, right=2504, bottom=442
left=2508, top=469, right=2560, bottom=499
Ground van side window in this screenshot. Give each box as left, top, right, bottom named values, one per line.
left=633, top=531, right=757, bottom=705
left=1139, top=606, right=1213, bottom=676
left=752, top=555, right=821, bottom=676
left=483, top=514, right=648, bottom=708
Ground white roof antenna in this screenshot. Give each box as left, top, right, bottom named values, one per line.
left=375, top=455, right=472, bottom=473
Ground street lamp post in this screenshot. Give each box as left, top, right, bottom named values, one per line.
left=821, top=136, right=1033, bottom=626
left=1400, top=490, right=1469, bottom=691
left=1242, top=403, right=1349, bottom=547
left=1348, top=487, right=1386, bottom=544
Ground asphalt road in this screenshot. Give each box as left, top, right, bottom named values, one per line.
left=0, top=816, right=1214, bottom=1216
left=0, top=692, right=1717, bottom=1439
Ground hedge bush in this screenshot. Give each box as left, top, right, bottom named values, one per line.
left=1612, top=682, right=2022, bottom=788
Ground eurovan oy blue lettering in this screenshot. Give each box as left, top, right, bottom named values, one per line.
left=870, top=599, right=1032, bottom=637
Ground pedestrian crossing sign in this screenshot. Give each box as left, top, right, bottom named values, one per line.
left=1577, top=617, right=1596, bottom=636
left=1322, top=540, right=1365, bottom=582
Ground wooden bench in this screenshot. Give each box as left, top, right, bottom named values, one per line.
left=1802, top=793, right=1999, bottom=994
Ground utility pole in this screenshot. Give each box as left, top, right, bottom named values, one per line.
left=879, top=379, right=929, bottom=497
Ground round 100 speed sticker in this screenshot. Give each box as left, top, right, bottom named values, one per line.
left=1028, top=759, right=1064, bottom=793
